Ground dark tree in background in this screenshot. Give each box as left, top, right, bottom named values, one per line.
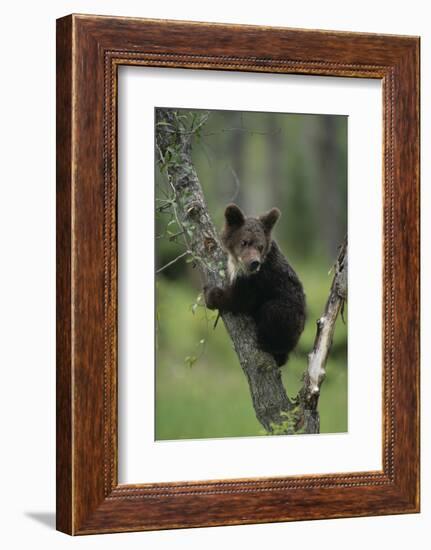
left=315, top=116, right=347, bottom=258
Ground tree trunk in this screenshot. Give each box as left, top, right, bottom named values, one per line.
left=155, top=109, right=347, bottom=435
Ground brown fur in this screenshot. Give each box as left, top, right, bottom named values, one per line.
left=205, top=204, right=306, bottom=366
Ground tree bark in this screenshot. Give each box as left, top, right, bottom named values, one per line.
left=155, top=109, right=347, bottom=435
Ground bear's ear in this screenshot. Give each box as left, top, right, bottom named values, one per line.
left=224, top=203, right=245, bottom=227
left=259, top=207, right=281, bottom=234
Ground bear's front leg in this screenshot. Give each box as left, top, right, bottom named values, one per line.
left=204, top=285, right=228, bottom=311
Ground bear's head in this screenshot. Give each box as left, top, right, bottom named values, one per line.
left=221, top=203, right=280, bottom=281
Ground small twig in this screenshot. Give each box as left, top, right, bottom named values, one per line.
left=191, top=112, right=210, bottom=134
left=156, top=142, right=166, bottom=166
left=169, top=230, right=186, bottom=241
left=156, top=203, right=173, bottom=213
left=203, top=126, right=281, bottom=137
left=157, top=113, right=210, bottom=136
left=156, top=251, right=190, bottom=274
left=213, top=311, right=221, bottom=329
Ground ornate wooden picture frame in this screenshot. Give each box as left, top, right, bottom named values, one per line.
left=56, top=14, right=420, bottom=535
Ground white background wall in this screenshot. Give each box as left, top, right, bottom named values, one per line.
left=0, top=1, right=427, bottom=548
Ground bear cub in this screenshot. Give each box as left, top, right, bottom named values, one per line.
left=204, top=204, right=306, bottom=366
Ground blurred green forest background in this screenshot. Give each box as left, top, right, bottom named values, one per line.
left=155, top=108, right=348, bottom=440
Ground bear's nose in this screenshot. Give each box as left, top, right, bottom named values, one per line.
left=250, top=260, right=261, bottom=272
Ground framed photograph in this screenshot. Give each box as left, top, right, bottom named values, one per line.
left=56, top=14, right=420, bottom=535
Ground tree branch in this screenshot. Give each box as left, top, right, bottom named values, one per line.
left=155, top=109, right=347, bottom=435
left=156, top=250, right=190, bottom=274
left=296, top=237, right=348, bottom=434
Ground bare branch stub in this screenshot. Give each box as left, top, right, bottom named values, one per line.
left=297, top=237, right=348, bottom=433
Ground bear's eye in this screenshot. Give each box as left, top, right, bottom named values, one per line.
left=258, top=245, right=264, bottom=252
left=241, top=240, right=248, bottom=247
